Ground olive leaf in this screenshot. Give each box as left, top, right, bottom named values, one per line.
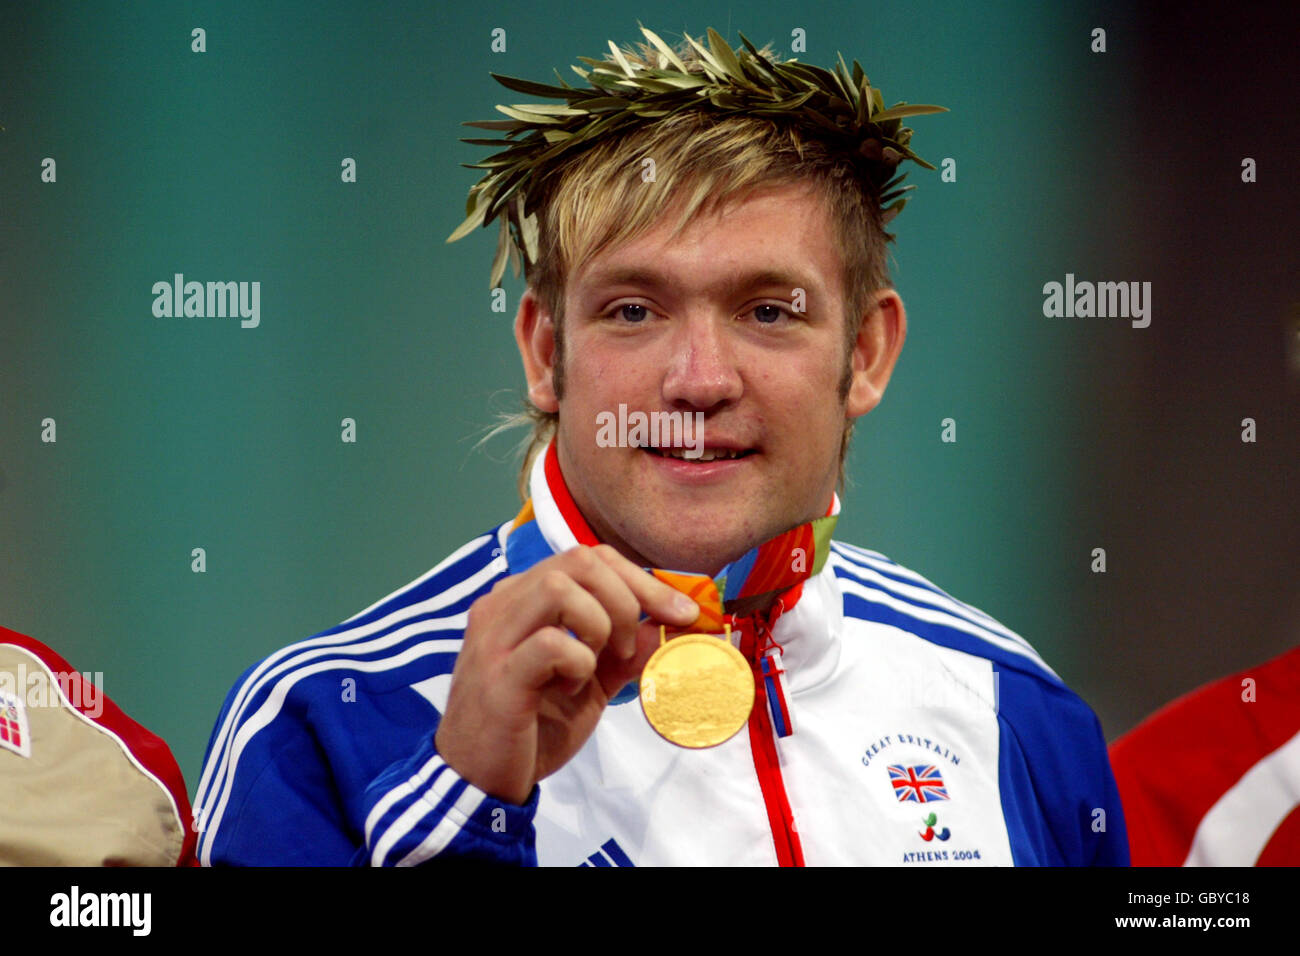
left=447, top=25, right=948, bottom=289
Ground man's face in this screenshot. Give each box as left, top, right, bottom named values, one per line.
left=518, top=181, right=901, bottom=575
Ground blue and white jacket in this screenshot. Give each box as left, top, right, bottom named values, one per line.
left=195, top=446, right=1128, bottom=866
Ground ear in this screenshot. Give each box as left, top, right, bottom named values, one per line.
left=514, top=287, right=559, bottom=413
left=845, top=289, right=907, bottom=419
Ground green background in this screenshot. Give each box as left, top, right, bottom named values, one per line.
left=2, top=1, right=1295, bottom=795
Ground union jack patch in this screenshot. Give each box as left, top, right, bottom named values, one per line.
left=0, top=688, right=31, bottom=758
left=887, top=764, right=949, bottom=803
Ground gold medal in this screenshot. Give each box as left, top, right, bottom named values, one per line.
left=639, top=624, right=754, bottom=748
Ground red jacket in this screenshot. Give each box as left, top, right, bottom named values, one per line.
left=1110, top=646, right=1300, bottom=866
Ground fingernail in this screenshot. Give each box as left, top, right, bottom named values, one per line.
left=674, top=594, right=697, bottom=616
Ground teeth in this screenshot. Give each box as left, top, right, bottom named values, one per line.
left=648, top=447, right=744, bottom=461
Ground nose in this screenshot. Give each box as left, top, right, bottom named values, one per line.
left=660, top=312, right=744, bottom=411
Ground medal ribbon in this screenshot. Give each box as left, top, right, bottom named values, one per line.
left=644, top=511, right=838, bottom=635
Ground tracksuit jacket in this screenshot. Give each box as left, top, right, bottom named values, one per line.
left=196, top=443, right=1128, bottom=866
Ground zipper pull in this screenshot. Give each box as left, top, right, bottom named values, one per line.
left=760, top=643, right=795, bottom=738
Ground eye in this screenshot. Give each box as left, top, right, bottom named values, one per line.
left=611, top=303, right=651, bottom=323
left=750, top=303, right=791, bottom=324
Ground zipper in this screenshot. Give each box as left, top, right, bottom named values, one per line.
left=736, top=613, right=805, bottom=867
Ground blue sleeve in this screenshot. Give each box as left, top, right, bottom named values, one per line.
left=197, top=672, right=538, bottom=867
left=198, top=693, right=361, bottom=865
left=355, top=732, right=538, bottom=867
left=994, top=663, right=1130, bottom=866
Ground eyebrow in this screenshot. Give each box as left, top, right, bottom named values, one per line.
left=581, top=266, right=811, bottom=299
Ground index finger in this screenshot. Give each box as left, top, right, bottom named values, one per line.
left=588, top=545, right=700, bottom=629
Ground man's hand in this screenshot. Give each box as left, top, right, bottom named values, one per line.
left=435, top=544, right=700, bottom=805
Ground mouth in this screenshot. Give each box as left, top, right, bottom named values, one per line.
left=638, top=445, right=757, bottom=462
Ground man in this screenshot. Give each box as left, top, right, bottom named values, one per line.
left=195, top=28, right=1127, bottom=866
